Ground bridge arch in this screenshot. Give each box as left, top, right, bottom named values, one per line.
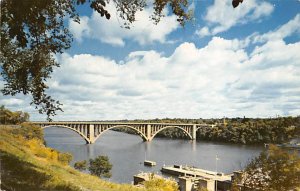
left=150, top=126, right=193, bottom=141
left=195, top=125, right=211, bottom=132
left=94, top=125, right=148, bottom=142
left=42, top=125, right=91, bottom=144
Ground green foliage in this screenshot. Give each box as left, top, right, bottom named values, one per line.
left=241, top=145, right=300, bottom=191
left=0, top=105, right=29, bottom=124
left=197, top=117, right=300, bottom=144
left=0, top=0, right=76, bottom=119
left=58, top=152, right=73, bottom=165
left=89, top=155, right=112, bottom=178
left=107, top=117, right=300, bottom=144
left=12, top=122, right=44, bottom=141
left=74, top=160, right=87, bottom=171
left=143, top=177, right=179, bottom=191
left=156, top=127, right=189, bottom=139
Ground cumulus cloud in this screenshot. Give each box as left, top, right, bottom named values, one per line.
left=251, top=14, right=300, bottom=43
left=1, top=13, right=299, bottom=120
left=69, top=3, right=179, bottom=46
left=196, top=0, right=274, bottom=37
left=41, top=35, right=299, bottom=120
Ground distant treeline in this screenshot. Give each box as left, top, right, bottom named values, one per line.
left=113, top=117, right=300, bottom=144
left=197, top=117, right=299, bottom=144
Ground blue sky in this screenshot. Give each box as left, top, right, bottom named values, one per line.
left=1, top=0, right=300, bottom=120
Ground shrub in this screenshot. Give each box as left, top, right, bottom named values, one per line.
left=58, top=152, right=73, bottom=165
left=74, top=160, right=87, bottom=171
left=143, top=177, right=179, bottom=191
left=13, top=122, right=44, bottom=141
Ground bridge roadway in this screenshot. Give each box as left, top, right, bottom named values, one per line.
left=32, top=122, right=216, bottom=144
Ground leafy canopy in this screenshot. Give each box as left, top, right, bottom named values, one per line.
left=241, top=145, right=300, bottom=191
left=74, top=160, right=88, bottom=171
left=0, top=105, right=30, bottom=124
left=0, top=0, right=242, bottom=120
left=89, top=155, right=112, bottom=178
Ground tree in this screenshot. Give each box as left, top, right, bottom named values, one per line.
left=74, top=160, right=87, bottom=171
left=0, top=105, right=13, bottom=124
left=1, top=0, right=242, bottom=120
left=0, top=105, right=30, bottom=124
left=89, top=155, right=112, bottom=178
left=58, top=152, right=73, bottom=165
left=240, top=145, right=300, bottom=191
left=232, top=0, right=244, bottom=8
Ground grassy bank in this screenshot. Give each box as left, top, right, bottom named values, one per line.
left=0, top=126, right=143, bottom=191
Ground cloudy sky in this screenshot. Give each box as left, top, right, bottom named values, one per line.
left=1, top=0, right=300, bottom=121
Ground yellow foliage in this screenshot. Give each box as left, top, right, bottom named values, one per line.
left=49, top=149, right=59, bottom=161
left=58, top=152, right=73, bottom=165
left=25, top=139, right=59, bottom=162
left=1, top=126, right=143, bottom=191
left=26, top=138, right=42, bottom=151
left=143, top=177, right=179, bottom=191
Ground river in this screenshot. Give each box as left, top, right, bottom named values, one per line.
left=44, top=127, right=263, bottom=183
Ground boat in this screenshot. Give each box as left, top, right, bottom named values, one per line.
left=144, top=160, right=156, bottom=166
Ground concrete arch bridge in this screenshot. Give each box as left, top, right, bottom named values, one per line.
left=32, top=122, right=215, bottom=144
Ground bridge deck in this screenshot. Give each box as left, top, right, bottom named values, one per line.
left=32, top=121, right=213, bottom=126
left=32, top=121, right=216, bottom=144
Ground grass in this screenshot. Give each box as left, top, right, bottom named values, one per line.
left=0, top=126, right=143, bottom=191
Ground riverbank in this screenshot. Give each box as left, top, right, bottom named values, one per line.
left=0, top=125, right=142, bottom=191
left=112, top=117, right=300, bottom=145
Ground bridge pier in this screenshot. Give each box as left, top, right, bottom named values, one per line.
left=88, top=124, right=95, bottom=144
left=146, top=124, right=151, bottom=141
left=192, top=124, right=197, bottom=140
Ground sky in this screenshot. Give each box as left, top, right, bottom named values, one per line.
left=1, top=0, right=300, bottom=121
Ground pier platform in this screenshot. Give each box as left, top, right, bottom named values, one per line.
left=161, top=165, right=232, bottom=182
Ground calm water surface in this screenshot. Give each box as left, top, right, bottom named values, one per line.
left=44, top=127, right=263, bottom=183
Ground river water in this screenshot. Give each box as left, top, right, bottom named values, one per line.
left=44, top=127, right=263, bottom=183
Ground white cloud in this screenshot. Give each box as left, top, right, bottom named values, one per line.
left=0, top=98, right=24, bottom=106
left=195, top=26, right=210, bottom=38
left=68, top=16, right=90, bottom=43
left=69, top=3, right=179, bottom=46
left=196, top=0, right=274, bottom=37
left=38, top=34, right=299, bottom=120
left=251, top=14, right=300, bottom=43
left=1, top=13, right=300, bottom=120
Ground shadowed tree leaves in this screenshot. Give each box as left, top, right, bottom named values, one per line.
left=89, top=155, right=112, bottom=178
left=0, top=0, right=77, bottom=120
left=0, top=0, right=243, bottom=120
left=74, top=160, right=88, bottom=171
